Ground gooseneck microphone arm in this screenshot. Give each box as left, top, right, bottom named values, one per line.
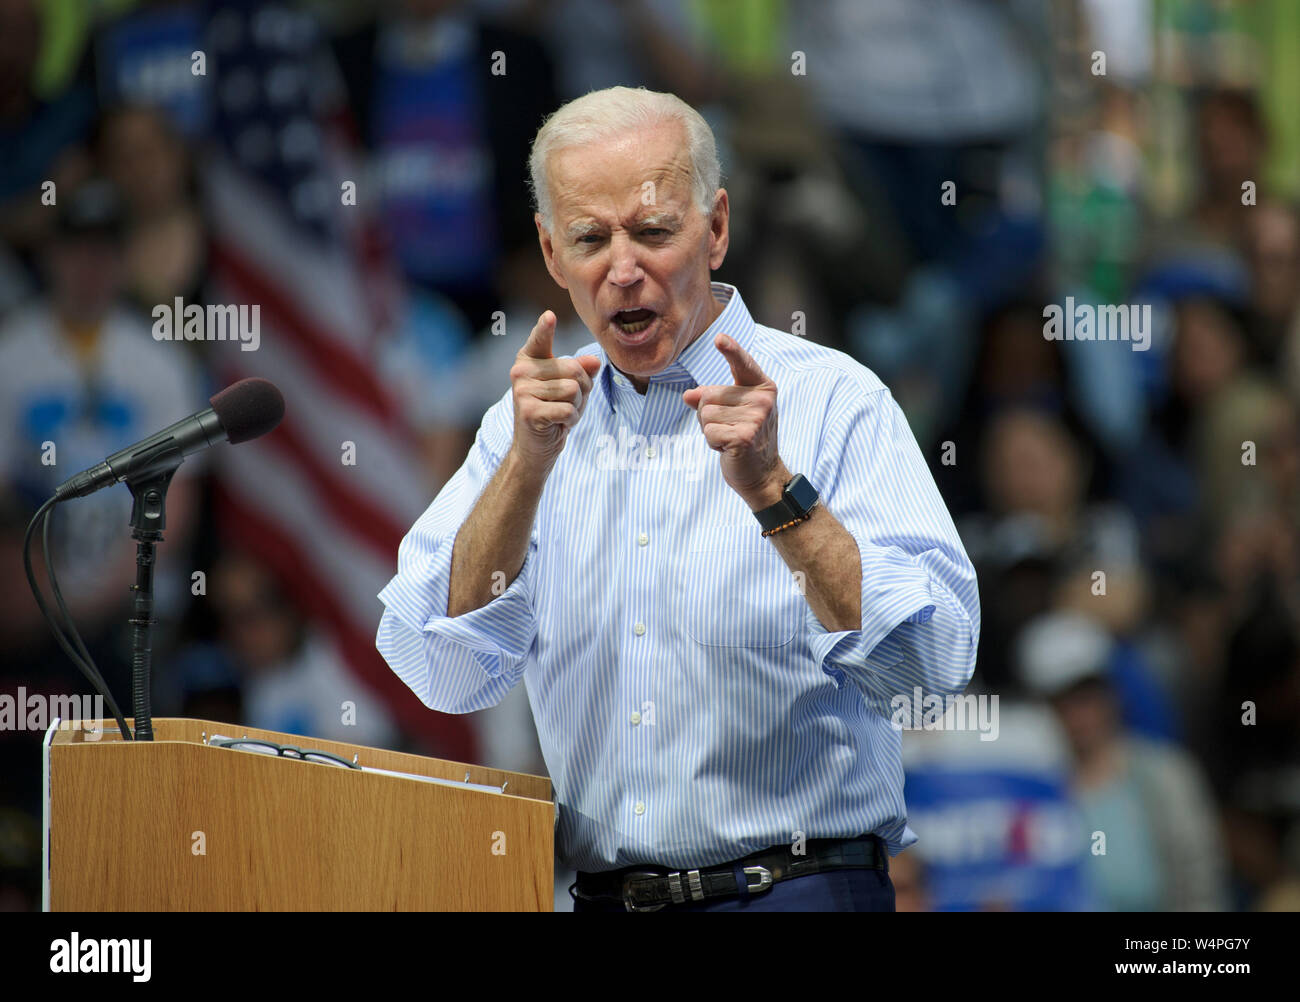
left=123, top=454, right=184, bottom=742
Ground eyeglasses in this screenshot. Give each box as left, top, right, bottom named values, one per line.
left=209, top=735, right=361, bottom=770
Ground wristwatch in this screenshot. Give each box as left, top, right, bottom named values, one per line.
left=754, top=474, right=820, bottom=535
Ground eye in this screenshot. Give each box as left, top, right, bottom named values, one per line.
left=642, top=228, right=670, bottom=237
left=577, top=234, right=603, bottom=245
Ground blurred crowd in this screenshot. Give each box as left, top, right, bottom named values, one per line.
left=1, top=0, right=1298, bottom=913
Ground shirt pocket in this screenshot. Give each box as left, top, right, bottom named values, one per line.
left=678, top=523, right=803, bottom=648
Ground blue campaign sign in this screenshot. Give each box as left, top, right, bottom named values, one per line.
left=96, top=6, right=211, bottom=137
left=901, top=701, right=1094, bottom=911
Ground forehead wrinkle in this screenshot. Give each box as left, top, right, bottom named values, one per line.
left=547, top=128, right=697, bottom=230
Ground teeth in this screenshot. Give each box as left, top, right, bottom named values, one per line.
left=615, top=313, right=654, bottom=334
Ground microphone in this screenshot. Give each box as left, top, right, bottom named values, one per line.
left=55, top=377, right=285, bottom=500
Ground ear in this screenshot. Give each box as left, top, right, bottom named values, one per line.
left=536, top=213, right=569, bottom=290
left=707, top=189, right=729, bottom=271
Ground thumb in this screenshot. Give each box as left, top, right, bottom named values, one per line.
left=520, top=311, right=557, bottom=359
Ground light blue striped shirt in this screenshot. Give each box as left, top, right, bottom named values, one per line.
left=376, top=283, right=979, bottom=872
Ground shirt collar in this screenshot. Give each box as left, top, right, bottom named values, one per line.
left=596, top=283, right=754, bottom=413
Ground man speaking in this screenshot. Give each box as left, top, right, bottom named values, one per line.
left=376, top=86, right=979, bottom=912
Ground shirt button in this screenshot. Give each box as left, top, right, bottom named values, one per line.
left=614, top=374, right=625, bottom=386
left=634, top=801, right=646, bottom=816
left=645, top=446, right=656, bottom=459
left=633, top=622, right=646, bottom=636
left=637, top=532, right=649, bottom=546
left=630, top=711, right=642, bottom=725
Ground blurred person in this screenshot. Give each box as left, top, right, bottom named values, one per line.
left=330, top=0, right=558, bottom=328
left=793, top=0, right=1048, bottom=444
left=967, top=408, right=1147, bottom=636
left=933, top=299, right=1086, bottom=519
left=1161, top=297, right=1284, bottom=529
left=95, top=103, right=207, bottom=311
left=1114, top=294, right=1273, bottom=567
left=963, top=408, right=1180, bottom=739
left=1018, top=610, right=1229, bottom=911
left=0, top=177, right=202, bottom=673
left=1245, top=201, right=1300, bottom=367
left=1139, top=88, right=1273, bottom=273
left=1257, top=395, right=1300, bottom=527
left=789, top=0, right=1040, bottom=205
left=0, top=177, right=205, bottom=898
left=374, top=283, right=479, bottom=496
left=0, top=0, right=96, bottom=268
left=1045, top=85, right=1152, bottom=460
left=1209, top=583, right=1300, bottom=902
left=206, top=549, right=399, bottom=748
left=1191, top=89, right=1268, bottom=252
left=377, top=86, right=979, bottom=912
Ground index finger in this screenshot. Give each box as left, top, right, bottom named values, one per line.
left=519, top=311, right=557, bottom=360
left=716, top=334, right=767, bottom=387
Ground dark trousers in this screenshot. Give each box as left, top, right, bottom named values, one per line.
left=572, top=865, right=895, bottom=912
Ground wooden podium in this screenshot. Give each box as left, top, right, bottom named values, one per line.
left=42, top=718, right=555, bottom=911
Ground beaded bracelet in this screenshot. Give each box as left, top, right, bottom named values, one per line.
left=761, top=512, right=812, bottom=538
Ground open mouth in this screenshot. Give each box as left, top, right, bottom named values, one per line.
left=612, top=308, right=657, bottom=335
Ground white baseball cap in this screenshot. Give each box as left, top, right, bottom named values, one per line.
left=1016, top=611, right=1114, bottom=697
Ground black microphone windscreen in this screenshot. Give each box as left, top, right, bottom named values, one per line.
left=209, top=378, right=285, bottom=444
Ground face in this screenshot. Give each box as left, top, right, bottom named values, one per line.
left=1172, top=300, right=1241, bottom=401
left=536, top=119, right=729, bottom=391
left=1050, top=680, right=1116, bottom=759
left=44, top=236, right=122, bottom=324
left=100, top=108, right=189, bottom=216
left=213, top=555, right=300, bottom=673
left=984, top=411, right=1080, bottom=517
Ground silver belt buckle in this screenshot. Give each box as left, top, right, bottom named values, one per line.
left=622, top=870, right=667, bottom=912
left=743, top=865, right=773, bottom=895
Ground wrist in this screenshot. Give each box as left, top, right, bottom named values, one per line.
left=743, top=461, right=792, bottom=511
left=504, top=445, right=554, bottom=489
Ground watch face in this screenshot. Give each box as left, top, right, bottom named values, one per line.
left=787, top=474, right=819, bottom=513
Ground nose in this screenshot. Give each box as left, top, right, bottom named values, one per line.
left=606, top=232, right=643, bottom=287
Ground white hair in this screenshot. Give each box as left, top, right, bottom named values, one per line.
left=528, top=86, right=721, bottom=233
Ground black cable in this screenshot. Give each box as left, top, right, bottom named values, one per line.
left=43, top=504, right=98, bottom=677
left=23, top=496, right=132, bottom=741
left=42, top=501, right=128, bottom=737
left=37, top=499, right=132, bottom=740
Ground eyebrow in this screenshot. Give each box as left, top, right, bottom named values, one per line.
left=564, top=212, right=682, bottom=241
left=638, top=212, right=680, bottom=228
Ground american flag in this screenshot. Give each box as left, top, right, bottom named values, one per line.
left=200, top=0, right=477, bottom=761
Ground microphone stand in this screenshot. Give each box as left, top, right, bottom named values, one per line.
left=123, top=448, right=184, bottom=742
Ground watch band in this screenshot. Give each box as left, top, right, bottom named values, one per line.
left=755, top=474, right=820, bottom=532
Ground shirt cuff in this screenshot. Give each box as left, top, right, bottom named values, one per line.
left=376, top=534, right=536, bottom=678
left=810, top=528, right=936, bottom=687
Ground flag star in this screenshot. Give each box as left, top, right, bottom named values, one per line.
left=208, top=9, right=244, bottom=52
left=220, top=67, right=259, bottom=112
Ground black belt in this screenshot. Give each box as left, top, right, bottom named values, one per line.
left=572, top=833, right=888, bottom=912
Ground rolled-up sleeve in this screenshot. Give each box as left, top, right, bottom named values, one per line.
left=806, top=384, right=979, bottom=707
left=376, top=393, right=538, bottom=713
